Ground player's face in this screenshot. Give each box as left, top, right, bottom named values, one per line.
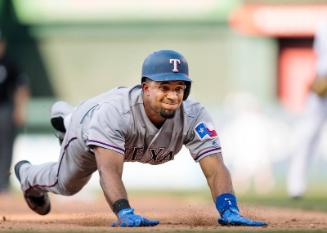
left=143, top=80, right=185, bottom=119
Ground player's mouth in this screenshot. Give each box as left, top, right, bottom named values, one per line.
left=161, top=102, right=179, bottom=110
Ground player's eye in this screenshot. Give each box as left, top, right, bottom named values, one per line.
left=159, top=85, right=170, bottom=93
left=175, top=86, right=185, bottom=94
left=158, top=84, right=186, bottom=95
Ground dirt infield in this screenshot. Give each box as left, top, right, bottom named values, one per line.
left=1, top=193, right=327, bottom=232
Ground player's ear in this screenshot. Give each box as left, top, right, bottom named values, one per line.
left=142, top=81, right=151, bottom=96
left=142, top=81, right=147, bottom=90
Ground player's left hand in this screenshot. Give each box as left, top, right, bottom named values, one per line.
left=112, top=208, right=159, bottom=227
left=218, top=207, right=267, bottom=227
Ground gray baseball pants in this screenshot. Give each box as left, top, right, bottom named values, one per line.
left=18, top=110, right=98, bottom=195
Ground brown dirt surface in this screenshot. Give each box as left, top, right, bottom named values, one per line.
left=1, top=192, right=327, bottom=232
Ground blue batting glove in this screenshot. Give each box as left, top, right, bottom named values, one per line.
left=218, top=207, right=267, bottom=226
left=216, top=193, right=267, bottom=227
left=112, top=208, right=159, bottom=227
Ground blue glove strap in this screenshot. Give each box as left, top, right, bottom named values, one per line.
left=117, top=208, right=134, bottom=218
left=216, top=193, right=239, bottom=217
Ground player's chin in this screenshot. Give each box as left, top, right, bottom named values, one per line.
left=160, top=109, right=176, bottom=119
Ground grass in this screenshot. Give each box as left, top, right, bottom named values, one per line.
left=239, top=193, right=327, bottom=212
left=129, top=185, right=327, bottom=212
left=238, top=183, right=327, bottom=212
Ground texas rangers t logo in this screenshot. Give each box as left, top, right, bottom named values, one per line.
left=169, top=59, right=181, bottom=72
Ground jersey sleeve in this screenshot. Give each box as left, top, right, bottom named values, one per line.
left=85, top=103, right=128, bottom=155
left=184, top=106, right=222, bottom=162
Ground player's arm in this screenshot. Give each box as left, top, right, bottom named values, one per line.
left=94, top=147, right=127, bottom=208
left=94, top=147, right=159, bottom=227
left=310, top=76, right=327, bottom=97
left=199, top=153, right=267, bottom=227
left=13, top=82, right=30, bottom=127
left=199, top=153, right=233, bottom=199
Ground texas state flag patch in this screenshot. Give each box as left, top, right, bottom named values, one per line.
left=194, top=122, right=218, bottom=140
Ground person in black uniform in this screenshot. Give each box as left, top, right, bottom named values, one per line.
left=0, top=31, right=29, bottom=194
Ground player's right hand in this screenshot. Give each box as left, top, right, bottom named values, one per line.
left=112, top=208, right=159, bottom=227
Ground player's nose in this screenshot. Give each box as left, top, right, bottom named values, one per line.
left=165, top=90, right=179, bottom=101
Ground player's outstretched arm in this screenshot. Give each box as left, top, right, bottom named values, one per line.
left=94, top=147, right=159, bottom=227
left=199, top=154, right=267, bottom=227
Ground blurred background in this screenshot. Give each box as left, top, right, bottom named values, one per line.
left=1, top=0, right=327, bottom=200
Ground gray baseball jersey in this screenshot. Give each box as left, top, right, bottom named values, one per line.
left=80, top=85, right=221, bottom=164
left=19, top=85, right=221, bottom=194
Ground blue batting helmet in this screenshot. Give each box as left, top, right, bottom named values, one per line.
left=141, top=50, right=192, bottom=100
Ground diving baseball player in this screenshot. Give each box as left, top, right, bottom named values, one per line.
left=15, top=50, right=267, bottom=227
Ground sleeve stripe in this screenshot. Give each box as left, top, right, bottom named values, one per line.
left=194, top=147, right=221, bottom=161
left=86, top=140, right=125, bottom=153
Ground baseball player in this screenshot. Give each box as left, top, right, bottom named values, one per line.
left=14, top=50, right=267, bottom=227
left=287, top=20, right=327, bottom=198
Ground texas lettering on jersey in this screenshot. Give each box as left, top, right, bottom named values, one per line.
left=125, top=146, right=174, bottom=164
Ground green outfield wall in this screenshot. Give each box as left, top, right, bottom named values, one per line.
left=2, top=0, right=279, bottom=131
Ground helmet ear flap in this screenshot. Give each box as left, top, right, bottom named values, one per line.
left=183, top=82, right=191, bottom=100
